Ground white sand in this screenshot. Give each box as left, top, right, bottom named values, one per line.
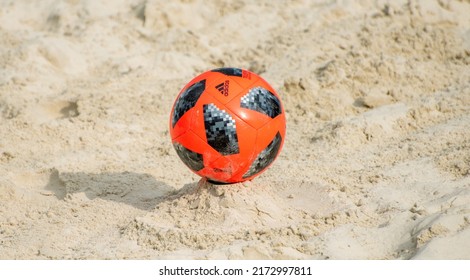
left=0, top=0, right=469, bottom=259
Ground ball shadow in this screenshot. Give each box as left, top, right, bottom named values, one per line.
left=43, top=170, right=175, bottom=211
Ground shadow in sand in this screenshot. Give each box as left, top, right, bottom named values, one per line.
left=43, top=169, right=175, bottom=211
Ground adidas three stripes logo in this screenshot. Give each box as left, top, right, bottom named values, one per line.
left=215, top=80, right=230, bottom=96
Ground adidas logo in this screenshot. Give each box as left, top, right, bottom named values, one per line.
left=215, top=80, right=229, bottom=96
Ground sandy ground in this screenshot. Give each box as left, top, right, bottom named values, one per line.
left=0, top=0, right=469, bottom=259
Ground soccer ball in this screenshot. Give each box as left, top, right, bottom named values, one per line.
left=169, top=67, right=286, bottom=184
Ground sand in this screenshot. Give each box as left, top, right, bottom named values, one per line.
left=0, top=0, right=469, bottom=260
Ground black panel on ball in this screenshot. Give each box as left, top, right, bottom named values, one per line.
left=173, top=142, right=204, bottom=172
left=240, top=86, right=281, bottom=118
left=172, top=79, right=206, bottom=127
left=211, top=67, right=243, bottom=77
left=242, top=132, right=282, bottom=178
left=203, top=103, right=240, bottom=155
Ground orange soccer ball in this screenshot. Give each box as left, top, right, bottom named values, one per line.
left=169, top=68, right=286, bottom=184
